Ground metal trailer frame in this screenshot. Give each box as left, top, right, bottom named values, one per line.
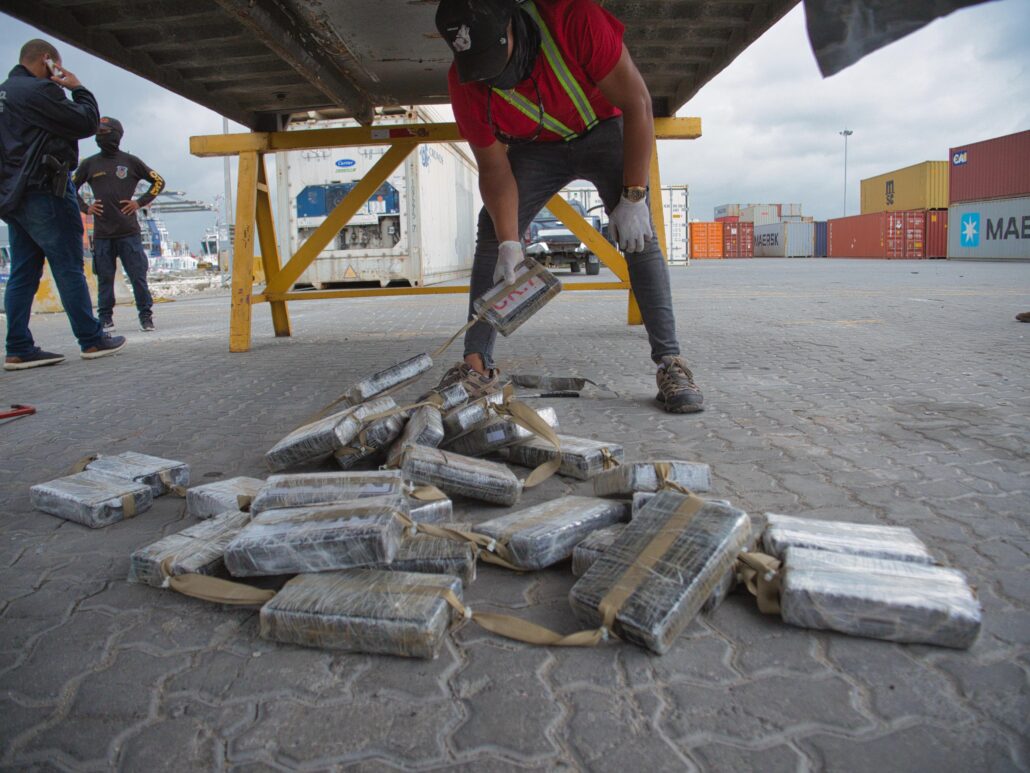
left=190, top=118, right=701, bottom=352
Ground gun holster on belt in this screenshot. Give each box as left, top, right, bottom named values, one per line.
left=40, top=154, right=70, bottom=197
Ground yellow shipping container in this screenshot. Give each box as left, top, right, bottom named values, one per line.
left=860, top=161, right=949, bottom=213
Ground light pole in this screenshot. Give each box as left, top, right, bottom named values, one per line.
left=839, top=129, right=853, bottom=217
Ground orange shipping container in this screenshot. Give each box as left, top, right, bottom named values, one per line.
left=690, top=222, right=723, bottom=259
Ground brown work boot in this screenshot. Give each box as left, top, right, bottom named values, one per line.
left=655, top=356, right=704, bottom=413
left=436, top=361, right=505, bottom=401
left=1016, top=312, right=1030, bottom=322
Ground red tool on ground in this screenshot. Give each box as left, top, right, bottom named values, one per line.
left=1, top=404, right=37, bottom=421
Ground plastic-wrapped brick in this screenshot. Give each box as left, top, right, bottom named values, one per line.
left=408, top=495, right=453, bottom=524
left=780, top=546, right=981, bottom=648
left=400, top=445, right=521, bottom=506
left=569, top=491, right=751, bottom=654
left=472, top=257, right=561, bottom=337
left=631, top=492, right=656, bottom=517
left=415, top=382, right=470, bottom=413
left=572, top=524, right=624, bottom=577
left=386, top=405, right=445, bottom=468
left=187, top=476, right=265, bottom=519
left=250, top=471, right=406, bottom=515
left=343, top=353, right=434, bottom=405
left=30, top=470, right=153, bottom=528
left=85, top=451, right=190, bottom=497
left=334, top=414, right=405, bottom=470
left=443, top=392, right=505, bottom=440
left=224, top=494, right=408, bottom=577
left=506, top=434, right=623, bottom=480
left=763, top=513, right=935, bottom=564
left=368, top=522, right=477, bottom=585
left=445, top=407, right=558, bottom=457
left=260, top=569, right=463, bottom=658
left=593, top=461, right=712, bottom=498
left=265, top=396, right=397, bottom=471
left=128, top=510, right=251, bottom=587
left=473, top=495, right=628, bottom=570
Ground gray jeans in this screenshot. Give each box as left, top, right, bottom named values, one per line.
left=464, top=117, right=681, bottom=368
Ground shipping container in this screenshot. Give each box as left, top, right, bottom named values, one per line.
left=661, top=186, right=690, bottom=264
left=781, top=203, right=803, bottom=217
left=860, top=161, right=949, bottom=213
left=690, top=222, right=723, bottom=259
left=814, top=222, right=827, bottom=257
left=714, top=204, right=740, bottom=219
left=741, top=204, right=779, bottom=226
left=715, top=215, right=739, bottom=223
left=722, top=221, right=754, bottom=257
left=828, top=211, right=932, bottom=258
left=885, top=211, right=926, bottom=258
left=949, top=130, right=1030, bottom=204
left=926, top=210, right=948, bottom=258
left=947, top=196, right=1030, bottom=260
left=754, top=222, right=814, bottom=257
left=280, top=109, right=481, bottom=288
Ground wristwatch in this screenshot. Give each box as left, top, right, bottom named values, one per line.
left=622, top=185, right=648, bottom=203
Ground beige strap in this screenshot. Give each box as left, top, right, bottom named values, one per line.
left=596, top=492, right=705, bottom=630
left=71, top=454, right=98, bottom=473
left=492, top=397, right=562, bottom=487
left=654, top=462, right=690, bottom=495
left=393, top=511, right=523, bottom=571
left=409, top=485, right=449, bottom=502
left=121, top=494, right=137, bottom=518
left=158, top=470, right=188, bottom=498
left=600, top=446, right=620, bottom=470
left=737, top=551, right=783, bottom=614
left=159, top=558, right=276, bottom=606
left=236, top=494, right=253, bottom=512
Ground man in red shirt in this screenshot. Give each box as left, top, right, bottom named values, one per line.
left=434, top=0, right=703, bottom=413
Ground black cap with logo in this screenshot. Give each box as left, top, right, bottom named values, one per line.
left=435, top=0, right=517, bottom=83
left=97, top=116, right=124, bottom=136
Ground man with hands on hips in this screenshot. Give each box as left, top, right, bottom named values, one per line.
left=434, top=0, right=703, bottom=413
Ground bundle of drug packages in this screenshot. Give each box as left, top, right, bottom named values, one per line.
left=762, top=514, right=935, bottom=564
left=128, top=510, right=251, bottom=587
left=31, top=470, right=153, bottom=528
left=445, top=407, right=558, bottom=457
left=367, top=522, right=477, bottom=585
left=473, top=496, right=628, bottom=570
left=779, top=547, right=981, bottom=648
left=506, top=435, right=623, bottom=480
left=187, top=476, right=265, bottom=519
left=471, top=257, right=561, bottom=337
left=333, top=412, right=406, bottom=470
left=386, top=405, right=445, bottom=468
left=85, top=452, right=190, bottom=496
left=593, top=460, right=712, bottom=498
left=569, top=491, right=751, bottom=653
left=259, top=569, right=463, bottom=658
left=224, top=493, right=409, bottom=577
left=250, top=471, right=406, bottom=515
left=401, top=445, right=522, bottom=506
left=265, top=396, right=397, bottom=471
left=442, top=392, right=506, bottom=440
left=339, top=353, right=435, bottom=407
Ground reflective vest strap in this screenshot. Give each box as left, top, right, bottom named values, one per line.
left=492, top=88, right=578, bottom=141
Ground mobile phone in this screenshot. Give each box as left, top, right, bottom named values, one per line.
left=45, top=57, right=65, bottom=79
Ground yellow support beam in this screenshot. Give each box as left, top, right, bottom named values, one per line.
left=649, top=135, right=667, bottom=261
left=254, top=281, right=629, bottom=304
left=255, top=155, right=291, bottom=338
left=229, top=151, right=259, bottom=352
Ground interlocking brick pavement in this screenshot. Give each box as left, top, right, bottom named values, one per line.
left=1, top=259, right=1028, bottom=770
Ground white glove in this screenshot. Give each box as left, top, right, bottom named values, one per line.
left=608, top=195, right=653, bottom=254
left=493, top=240, right=523, bottom=286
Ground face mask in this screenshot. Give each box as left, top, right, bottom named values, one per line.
left=96, top=132, right=121, bottom=154
left=487, top=10, right=541, bottom=90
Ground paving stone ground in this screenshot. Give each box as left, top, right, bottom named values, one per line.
left=1, top=258, right=1028, bottom=771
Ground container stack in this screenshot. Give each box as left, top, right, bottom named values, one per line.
left=946, top=130, right=1030, bottom=261
left=706, top=203, right=814, bottom=259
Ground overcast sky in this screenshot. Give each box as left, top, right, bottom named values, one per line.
left=2, top=0, right=1028, bottom=252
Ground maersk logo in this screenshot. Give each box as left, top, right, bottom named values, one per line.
left=952, top=150, right=968, bottom=166
left=756, top=233, right=779, bottom=246
left=961, top=213, right=980, bottom=247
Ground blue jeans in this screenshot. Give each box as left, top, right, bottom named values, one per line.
left=464, top=117, right=680, bottom=368
left=3, top=179, right=104, bottom=356
left=93, top=234, right=153, bottom=319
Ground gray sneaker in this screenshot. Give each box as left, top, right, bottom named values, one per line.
left=436, top=362, right=505, bottom=401
left=656, top=356, right=704, bottom=413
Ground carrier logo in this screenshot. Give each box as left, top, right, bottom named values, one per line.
left=960, top=213, right=980, bottom=247
left=885, top=180, right=895, bottom=206
left=755, top=233, right=779, bottom=246
left=335, top=158, right=356, bottom=168
left=952, top=150, right=968, bottom=166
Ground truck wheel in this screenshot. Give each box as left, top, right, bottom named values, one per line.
left=585, top=260, right=601, bottom=276
left=570, top=261, right=581, bottom=273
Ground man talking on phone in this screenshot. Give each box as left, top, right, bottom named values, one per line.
left=433, top=0, right=703, bottom=412
left=0, top=39, right=126, bottom=370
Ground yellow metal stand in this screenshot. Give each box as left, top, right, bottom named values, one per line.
left=190, top=117, right=700, bottom=352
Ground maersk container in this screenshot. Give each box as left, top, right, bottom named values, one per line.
left=860, top=161, right=949, bottom=213
left=814, top=221, right=827, bottom=257
left=714, top=203, right=740, bottom=220
left=949, top=130, right=1030, bottom=204
left=279, top=109, right=480, bottom=288
left=741, top=205, right=779, bottom=226
left=753, top=222, right=814, bottom=257
left=947, top=196, right=1030, bottom=260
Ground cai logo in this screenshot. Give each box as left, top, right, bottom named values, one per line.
left=952, top=150, right=968, bottom=166
left=335, top=158, right=356, bottom=169
left=960, top=212, right=980, bottom=247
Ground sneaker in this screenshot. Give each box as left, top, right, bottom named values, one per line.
left=655, top=355, right=704, bottom=413
left=4, top=349, right=66, bottom=371
left=139, top=318, right=155, bottom=332
left=436, top=361, right=505, bottom=401
left=81, top=335, right=127, bottom=360
left=100, top=316, right=115, bottom=331
left=1017, top=312, right=1030, bottom=323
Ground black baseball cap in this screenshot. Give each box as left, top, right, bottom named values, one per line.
left=97, top=116, right=123, bottom=135
left=435, top=0, right=517, bottom=84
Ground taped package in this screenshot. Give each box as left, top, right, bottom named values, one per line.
left=506, top=434, right=623, bottom=480
left=408, top=494, right=453, bottom=524
left=473, top=496, right=628, bottom=570
left=386, top=405, right=445, bottom=468
left=224, top=494, right=408, bottom=577
left=633, top=493, right=734, bottom=518
left=265, top=396, right=397, bottom=471
left=569, top=491, right=751, bottom=654
left=128, top=510, right=251, bottom=587
left=443, top=392, right=505, bottom=439
left=260, top=569, right=463, bottom=658
left=415, top=382, right=470, bottom=413
left=334, top=414, right=406, bottom=470
left=342, top=353, right=434, bottom=406
left=445, top=407, right=558, bottom=457
left=401, top=445, right=522, bottom=506
left=780, top=546, right=981, bottom=649
left=31, top=470, right=153, bottom=528
left=187, top=476, right=265, bottom=519
left=250, top=471, right=406, bottom=515
left=593, top=461, right=712, bottom=498
left=86, top=451, right=190, bottom=496
left=369, top=523, right=477, bottom=585
left=763, top=513, right=935, bottom=564
left=472, top=257, right=562, bottom=336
